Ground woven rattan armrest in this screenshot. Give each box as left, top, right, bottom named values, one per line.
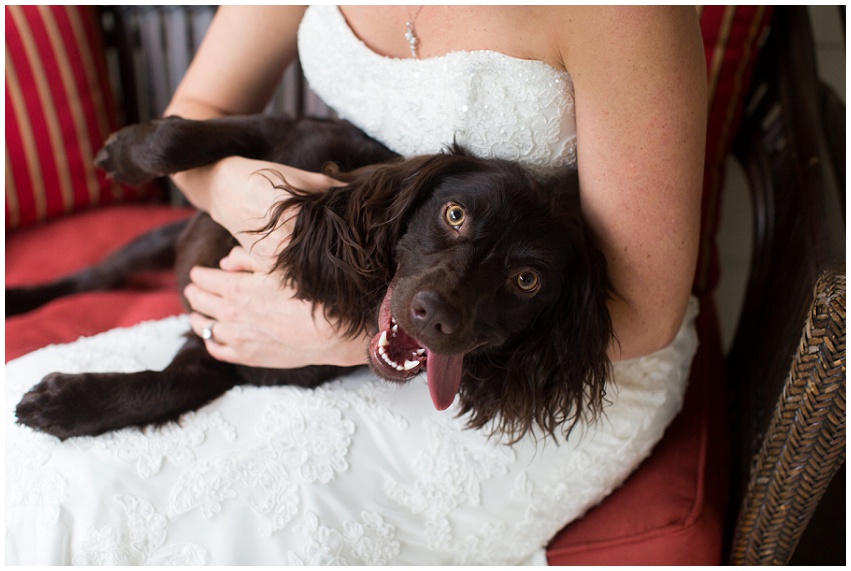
left=725, top=7, right=846, bottom=565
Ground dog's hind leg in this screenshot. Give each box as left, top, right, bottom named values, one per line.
left=15, top=335, right=238, bottom=440
left=5, top=218, right=188, bottom=317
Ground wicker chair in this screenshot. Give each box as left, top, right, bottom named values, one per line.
left=724, top=6, right=845, bottom=565
left=98, top=6, right=845, bottom=564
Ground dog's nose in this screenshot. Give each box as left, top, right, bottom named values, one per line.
left=410, top=290, right=460, bottom=336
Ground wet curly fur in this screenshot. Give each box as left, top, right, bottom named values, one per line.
left=9, top=114, right=613, bottom=442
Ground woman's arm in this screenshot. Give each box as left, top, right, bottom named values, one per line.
left=161, top=6, right=371, bottom=368
left=558, top=6, right=707, bottom=360
left=165, top=5, right=305, bottom=119
left=163, top=6, right=337, bottom=254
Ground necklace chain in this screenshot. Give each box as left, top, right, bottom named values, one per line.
left=404, top=6, right=425, bottom=58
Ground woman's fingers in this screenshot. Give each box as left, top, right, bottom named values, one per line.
left=219, top=245, right=266, bottom=272
left=188, top=312, right=244, bottom=363
left=189, top=312, right=221, bottom=343
left=184, top=269, right=232, bottom=321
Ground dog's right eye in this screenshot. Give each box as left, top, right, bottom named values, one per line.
left=444, top=204, right=466, bottom=229
left=514, top=271, right=540, bottom=293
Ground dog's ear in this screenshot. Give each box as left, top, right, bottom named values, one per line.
left=345, top=149, right=482, bottom=233
left=267, top=148, right=480, bottom=268
left=461, top=228, right=613, bottom=443
left=523, top=238, right=613, bottom=439
left=262, top=152, right=482, bottom=336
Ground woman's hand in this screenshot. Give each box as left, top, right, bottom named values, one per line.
left=159, top=6, right=368, bottom=370
left=185, top=245, right=372, bottom=369
left=173, top=156, right=357, bottom=370
left=173, top=156, right=341, bottom=259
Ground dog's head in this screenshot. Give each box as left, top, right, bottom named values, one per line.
left=362, top=149, right=614, bottom=441
left=276, top=147, right=612, bottom=441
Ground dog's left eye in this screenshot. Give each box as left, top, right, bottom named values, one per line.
left=514, top=271, right=540, bottom=293
left=444, top=204, right=466, bottom=229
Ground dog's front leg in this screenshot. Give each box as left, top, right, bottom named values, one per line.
left=15, top=336, right=237, bottom=440
left=95, top=115, right=297, bottom=186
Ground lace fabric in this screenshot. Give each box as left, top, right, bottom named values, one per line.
left=6, top=299, right=699, bottom=565
left=298, top=5, right=577, bottom=180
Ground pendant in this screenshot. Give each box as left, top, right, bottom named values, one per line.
left=405, top=21, right=419, bottom=58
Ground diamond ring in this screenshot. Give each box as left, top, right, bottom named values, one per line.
left=202, top=320, right=217, bottom=343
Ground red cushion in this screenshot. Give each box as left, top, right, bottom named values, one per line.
left=5, top=205, right=194, bottom=361
left=4, top=5, right=160, bottom=230
left=546, top=297, right=728, bottom=564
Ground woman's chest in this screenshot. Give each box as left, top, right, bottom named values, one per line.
left=339, top=6, right=564, bottom=70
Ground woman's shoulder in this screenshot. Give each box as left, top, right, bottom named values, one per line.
left=552, top=6, right=702, bottom=72
left=470, top=6, right=698, bottom=73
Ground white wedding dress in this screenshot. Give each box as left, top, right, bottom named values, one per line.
left=5, top=5, right=699, bottom=565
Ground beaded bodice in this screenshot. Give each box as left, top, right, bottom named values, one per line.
left=298, top=5, right=577, bottom=179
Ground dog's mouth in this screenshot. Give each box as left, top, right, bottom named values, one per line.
left=368, top=283, right=464, bottom=411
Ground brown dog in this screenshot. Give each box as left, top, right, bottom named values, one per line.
left=10, top=115, right=612, bottom=442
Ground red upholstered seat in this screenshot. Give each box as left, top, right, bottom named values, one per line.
left=6, top=205, right=193, bottom=362
left=546, top=297, right=728, bottom=564
left=4, top=5, right=160, bottom=230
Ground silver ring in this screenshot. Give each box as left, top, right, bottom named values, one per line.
left=201, top=320, right=217, bottom=343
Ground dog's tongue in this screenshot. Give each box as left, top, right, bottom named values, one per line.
left=426, top=352, right=464, bottom=411
left=377, top=281, right=464, bottom=411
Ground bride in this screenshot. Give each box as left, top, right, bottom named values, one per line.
left=6, top=6, right=706, bottom=565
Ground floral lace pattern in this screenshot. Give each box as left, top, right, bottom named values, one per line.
left=298, top=5, right=578, bottom=180
left=286, top=510, right=401, bottom=565
left=6, top=298, right=698, bottom=565
left=384, top=416, right=515, bottom=551
left=73, top=495, right=208, bottom=566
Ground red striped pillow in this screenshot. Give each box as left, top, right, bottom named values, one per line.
left=5, top=5, right=158, bottom=230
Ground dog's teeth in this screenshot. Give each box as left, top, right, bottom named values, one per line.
left=403, top=360, right=419, bottom=371
left=391, top=324, right=398, bottom=333
left=377, top=333, right=418, bottom=372
left=415, top=348, right=426, bottom=356
left=379, top=347, right=403, bottom=370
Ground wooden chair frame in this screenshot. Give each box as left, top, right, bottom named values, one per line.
left=725, top=6, right=845, bottom=565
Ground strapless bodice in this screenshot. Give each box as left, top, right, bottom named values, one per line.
left=298, top=5, right=577, bottom=179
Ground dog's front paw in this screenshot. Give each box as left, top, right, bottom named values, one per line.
left=95, top=122, right=168, bottom=186
left=16, top=373, right=111, bottom=440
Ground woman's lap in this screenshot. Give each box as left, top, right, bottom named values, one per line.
left=5, top=299, right=698, bottom=565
